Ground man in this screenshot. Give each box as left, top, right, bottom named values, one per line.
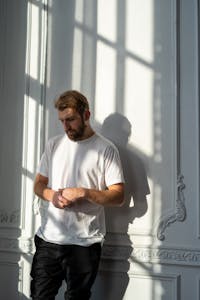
left=31, top=90, right=125, bottom=300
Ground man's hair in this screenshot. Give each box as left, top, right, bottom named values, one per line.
left=54, top=90, right=89, bottom=116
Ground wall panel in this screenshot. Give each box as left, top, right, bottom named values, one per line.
left=92, top=271, right=180, bottom=300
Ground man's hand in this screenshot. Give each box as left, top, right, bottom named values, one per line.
left=52, top=191, right=73, bottom=209
left=61, top=188, right=85, bottom=203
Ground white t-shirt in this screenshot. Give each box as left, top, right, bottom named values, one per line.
left=36, top=133, right=124, bottom=246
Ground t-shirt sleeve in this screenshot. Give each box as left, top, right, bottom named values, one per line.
left=37, top=140, right=51, bottom=177
left=104, top=145, right=125, bottom=187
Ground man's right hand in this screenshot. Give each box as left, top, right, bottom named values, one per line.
left=34, top=173, right=73, bottom=209
left=52, top=191, right=73, bottom=209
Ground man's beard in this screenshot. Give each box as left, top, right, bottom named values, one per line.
left=66, top=121, right=86, bottom=141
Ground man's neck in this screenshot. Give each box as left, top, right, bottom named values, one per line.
left=82, top=126, right=95, bottom=140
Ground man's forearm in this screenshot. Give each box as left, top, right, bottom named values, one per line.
left=62, top=184, right=125, bottom=207
left=34, top=181, right=54, bottom=202
left=84, top=187, right=124, bottom=206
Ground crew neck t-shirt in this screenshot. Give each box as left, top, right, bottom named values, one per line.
left=36, top=133, right=124, bottom=246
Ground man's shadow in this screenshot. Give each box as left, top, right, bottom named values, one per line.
left=92, top=113, right=150, bottom=300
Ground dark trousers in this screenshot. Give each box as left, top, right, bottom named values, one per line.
left=30, top=235, right=101, bottom=300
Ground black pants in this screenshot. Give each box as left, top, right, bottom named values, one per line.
left=30, top=235, right=101, bottom=300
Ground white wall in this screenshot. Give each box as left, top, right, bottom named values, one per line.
left=0, top=0, right=199, bottom=299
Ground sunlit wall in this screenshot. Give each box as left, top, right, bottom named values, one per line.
left=0, top=0, right=179, bottom=299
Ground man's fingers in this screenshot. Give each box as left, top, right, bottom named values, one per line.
left=58, top=194, right=63, bottom=201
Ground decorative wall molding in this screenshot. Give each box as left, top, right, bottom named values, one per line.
left=0, top=237, right=33, bottom=253
left=0, top=235, right=199, bottom=268
left=102, top=244, right=200, bottom=268
left=156, top=0, right=187, bottom=241
left=0, top=210, right=20, bottom=227
left=157, top=174, right=186, bottom=241
left=133, top=246, right=200, bottom=266
left=1, top=234, right=199, bottom=268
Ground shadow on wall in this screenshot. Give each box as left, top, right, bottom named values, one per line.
left=102, top=113, right=150, bottom=227
left=91, top=113, right=150, bottom=300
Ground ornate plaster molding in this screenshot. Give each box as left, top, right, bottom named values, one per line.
left=0, top=236, right=199, bottom=268
left=133, top=246, right=200, bottom=266
left=156, top=0, right=187, bottom=241
left=0, top=237, right=33, bottom=253
left=157, top=174, right=186, bottom=241
left=102, top=244, right=200, bottom=267
left=0, top=209, right=20, bottom=227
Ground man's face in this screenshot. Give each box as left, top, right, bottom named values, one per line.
left=58, top=108, right=86, bottom=141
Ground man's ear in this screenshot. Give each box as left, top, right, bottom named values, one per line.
left=84, top=110, right=90, bottom=121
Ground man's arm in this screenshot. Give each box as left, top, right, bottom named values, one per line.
left=34, top=173, right=72, bottom=209
left=61, top=183, right=125, bottom=207
left=34, top=173, right=53, bottom=201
